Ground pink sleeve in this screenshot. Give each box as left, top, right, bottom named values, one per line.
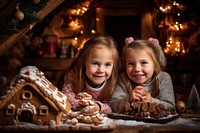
left=62, top=83, right=79, bottom=109
left=95, top=101, right=112, bottom=114
left=62, top=70, right=79, bottom=109
left=86, top=88, right=112, bottom=114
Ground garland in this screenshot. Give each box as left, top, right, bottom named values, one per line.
left=0, top=0, right=49, bottom=42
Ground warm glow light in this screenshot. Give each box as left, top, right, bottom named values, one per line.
left=82, top=7, right=88, bottom=11
left=76, top=9, right=81, bottom=15
left=159, top=5, right=172, bottom=12
left=173, top=1, right=180, bottom=6
left=179, top=24, right=182, bottom=29
left=96, top=17, right=100, bottom=22
left=74, top=23, right=79, bottom=27
left=91, top=29, right=96, bottom=34
left=81, top=10, right=85, bottom=14
left=157, top=1, right=187, bottom=56
left=159, top=7, right=163, bottom=10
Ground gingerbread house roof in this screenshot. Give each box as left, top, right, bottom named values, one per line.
left=0, top=66, right=71, bottom=113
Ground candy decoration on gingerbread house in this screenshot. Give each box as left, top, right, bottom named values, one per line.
left=0, top=66, right=71, bottom=125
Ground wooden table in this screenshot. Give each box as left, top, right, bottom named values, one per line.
left=0, top=114, right=199, bottom=133
left=108, top=113, right=200, bottom=133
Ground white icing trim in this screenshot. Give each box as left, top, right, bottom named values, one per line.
left=17, top=102, right=36, bottom=115
left=17, top=66, right=68, bottom=112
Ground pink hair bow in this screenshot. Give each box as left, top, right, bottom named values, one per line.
left=125, top=37, right=134, bottom=45
left=148, top=38, right=159, bottom=46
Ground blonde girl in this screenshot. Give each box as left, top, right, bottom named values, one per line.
left=111, top=37, right=175, bottom=113
left=61, top=35, right=118, bottom=113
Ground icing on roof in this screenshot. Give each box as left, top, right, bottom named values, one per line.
left=0, top=66, right=70, bottom=113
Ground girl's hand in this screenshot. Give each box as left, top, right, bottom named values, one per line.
left=141, top=91, right=152, bottom=103
left=129, top=86, right=144, bottom=102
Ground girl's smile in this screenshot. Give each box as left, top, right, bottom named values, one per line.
left=126, top=49, right=155, bottom=84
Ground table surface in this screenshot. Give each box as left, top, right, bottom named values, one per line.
left=107, top=113, right=200, bottom=133
left=0, top=114, right=199, bottom=133
left=110, top=117, right=200, bottom=133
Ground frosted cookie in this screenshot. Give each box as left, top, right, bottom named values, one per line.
left=80, top=115, right=93, bottom=124
left=91, top=113, right=104, bottom=124
left=76, top=92, right=92, bottom=100
left=81, top=105, right=99, bottom=116
left=79, top=99, right=95, bottom=106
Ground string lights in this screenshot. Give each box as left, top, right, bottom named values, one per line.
left=154, top=0, right=188, bottom=56
left=65, top=0, right=95, bottom=48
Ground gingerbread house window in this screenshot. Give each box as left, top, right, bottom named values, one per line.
left=39, top=105, right=49, bottom=116
left=6, top=104, right=16, bottom=116
left=21, top=90, right=32, bottom=100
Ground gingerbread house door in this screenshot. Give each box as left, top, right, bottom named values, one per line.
left=16, top=102, right=36, bottom=123
left=18, top=110, right=33, bottom=123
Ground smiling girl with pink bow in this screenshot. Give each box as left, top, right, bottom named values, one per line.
left=111, top=37, right=175, bottom=113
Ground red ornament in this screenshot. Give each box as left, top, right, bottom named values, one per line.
left=158, top=24, right=164, bottom=29
left=25, top=71, right=30, bottom=75
left=157, top=23, right=169, bottom=30
left=43, top=42, right=56, bottom=54
left=38, top=49, right=44, bottom=56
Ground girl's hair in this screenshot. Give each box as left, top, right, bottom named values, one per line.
left=64, top=35, right=119, bottom=101
left=121, top=38, right=166, bottom=75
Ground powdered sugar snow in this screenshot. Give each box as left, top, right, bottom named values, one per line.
left=113, top=117, right=200, bottom=127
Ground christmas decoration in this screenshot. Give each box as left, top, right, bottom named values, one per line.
left=0, top=0, right=49, bottom=42
left=176, top=100, right=186, bottom=113
left=15, top=4, right=25, bottom=21
left=187, top=85, right=200, bottom=113
left=152, top=0, right=200, bottom=56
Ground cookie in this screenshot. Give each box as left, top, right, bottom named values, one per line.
left=80, top=115, right=93, bottom=124
left=79, top=99, right=95, bottom=106
left=126, top=101, right=173, bottom=119
left=91, top=113, right=104, bottom=124
left=76, top=92, right=92, bottom=100
left=81, top=105, right=99, bottom=116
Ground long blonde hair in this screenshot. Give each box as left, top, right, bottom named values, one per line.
left=64, top=35, right=119, bottom=101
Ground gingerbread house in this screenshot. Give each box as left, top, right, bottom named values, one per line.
left=0, top=66, right=71, bottom=125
